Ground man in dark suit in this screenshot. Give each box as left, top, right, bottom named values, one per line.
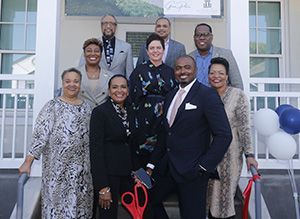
left=136, top=17, right=186, bottom=68
left=147, top=55, right=232, bottom=219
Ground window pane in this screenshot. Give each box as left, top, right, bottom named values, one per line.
left=249, top=2, right=256, bottom=28
left=0, top=24, right=25, bottom=50
left=1, top=54, right=35, bottom=76
left=28, top=0, right=37, bottom=23
left=250, top=57, right=279, bottom=78
left=249, top=28, right=256, bottom=54
left=1, top=0, right=26, bottom=22
left=26, top=25, right=36, bottom=50
left=258, top=2, right=280, bottom=28
left=257, top=29, right=281, bottom=54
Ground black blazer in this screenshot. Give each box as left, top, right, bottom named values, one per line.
left=89, top=99, right=138, bottom=190
left=151, top=81, right=232, bottom=182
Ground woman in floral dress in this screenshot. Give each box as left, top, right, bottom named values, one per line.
left=19, top=68, right=93, bottom=219
left=129, top=33, right=177, bottom=167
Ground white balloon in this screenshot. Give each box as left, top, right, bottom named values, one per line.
left=253, top=108, right=280, bottom=136
left=267, top=131, right=297, bottom=160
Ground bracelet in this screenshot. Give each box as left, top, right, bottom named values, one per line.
left=99, top=187, right=110, bottom=195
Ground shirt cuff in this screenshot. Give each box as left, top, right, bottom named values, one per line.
left=146, top=163, right=155, bottom=169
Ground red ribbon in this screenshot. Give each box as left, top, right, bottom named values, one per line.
left=242, top=174, right=261, bottom=219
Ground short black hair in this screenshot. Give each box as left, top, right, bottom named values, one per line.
left=108, top=74, right=128, bottom=88
left=146, top=33, right=165, bottom=50
left=155, top=17, right=171, bottom=26
left=194, top=23, right=213, bottom=35
left=61, top=67, right=82, bottom=81
left=208, top=57, right=229, bottom=75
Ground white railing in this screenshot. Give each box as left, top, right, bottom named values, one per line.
left=0, top=75, right=34, bottom=168
left=249, top=78, right=300, bottom=169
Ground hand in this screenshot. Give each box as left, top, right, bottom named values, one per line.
left=146, top=168, right=153, bottom=176
left=98, top=187, right=112, bottom=210
left=18, top=155, right=34, bottom=175
left=246, top=157, right=258, bottom=171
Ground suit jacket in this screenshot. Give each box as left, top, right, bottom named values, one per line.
left=151, top=81, right=232, bottom=183
left=136, top=39, right=186, bottom=69
left=79, top=38, right=134, bottom=79
left=89, top=99, right=138, bottom=190
left=190, top=45, right=244, bottom=90
left=77, top=64, right=113, bottom=109
left=100, top=38, right=134, bottom=79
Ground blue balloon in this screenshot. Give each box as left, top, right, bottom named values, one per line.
left=279, top=108, right=300, bottom=134
left=275, top=104, right=294, bottom=118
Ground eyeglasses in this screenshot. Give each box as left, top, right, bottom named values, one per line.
left=194, top=32, right=212, bottom=38
left=101, top=21, right=117, bottom=26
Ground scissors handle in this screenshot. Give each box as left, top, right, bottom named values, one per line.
left=121, top=192, right=140, bottom=219
left=134, top=182, right=148, bottom=218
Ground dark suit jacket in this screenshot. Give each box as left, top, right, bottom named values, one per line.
left=151, top=81, right=232, bottom=182
left=89, top=99, right=138, bottom=190
left=136, top=39, right=186, bottom=68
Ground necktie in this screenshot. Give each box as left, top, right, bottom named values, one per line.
left=105, top=40, right=114, bottom=67
left=169, top=89, right=185, bottom=126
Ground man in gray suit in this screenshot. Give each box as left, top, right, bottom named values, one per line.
left=100, top=14, right=134, bottom=78
left=136, top=17, right=186, bottom=69
left=79, top=15, right=134, bottom=79
left=189, top=23, right=244, bottom=89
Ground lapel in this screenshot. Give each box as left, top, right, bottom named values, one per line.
left=171, top=82, right=200, bottom=126
left=110, top=38, right=122, bottom=69
left=163, top=88, right=177, bottom=128
left=165, top=39, right=174, bottom=62
left=211, top=45, right=220, bottom=58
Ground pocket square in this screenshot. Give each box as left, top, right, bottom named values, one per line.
left=185, top=103, right=197, bottom=110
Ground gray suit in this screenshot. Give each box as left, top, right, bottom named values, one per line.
left=79, top=38, right=134, bottom=79
left=100, top=38, right=134, bottom=79
left=190, top=45, right=244, bottom=90
left=77, top=64, right=113, bottom=109
left=136, top=39, right=186, bottom=69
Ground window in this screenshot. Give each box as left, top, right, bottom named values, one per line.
left=0, top=0, right=37, bottom=108
left=249, top=0, right=282, bottom=109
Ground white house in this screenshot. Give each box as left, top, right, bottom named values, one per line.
left=0, top=0, right=299, bottom=175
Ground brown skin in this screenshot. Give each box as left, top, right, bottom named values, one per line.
left=101, top=15, right=117, bottom=39
left=19, top=71, right=82, bottom=175
left=98, top=76, right=129, bottom=209
left=155, top=18, right=171, bottom=41
left=84, top=43, right=102, bottom=80
left=174, top=56, right=197, bottom=88
left=208, top=64, right=258, bottom=171
left=194, top=25, right=213, bottom=56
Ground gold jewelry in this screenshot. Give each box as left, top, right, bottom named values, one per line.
left=99, top=187, right=110, bottom=195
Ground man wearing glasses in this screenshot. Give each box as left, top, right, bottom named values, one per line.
left=99, top=14, right=134, bottom=79
left=190, top=23, right=243, bottom=89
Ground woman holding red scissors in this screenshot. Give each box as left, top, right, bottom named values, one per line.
left=89, top=74, right=142, bottom=219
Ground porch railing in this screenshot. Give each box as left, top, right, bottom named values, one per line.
left=0, top=75, right=34, bottom=168
left=249, top=78, right=300, bottom=169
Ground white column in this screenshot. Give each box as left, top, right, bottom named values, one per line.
left=31, top=0, right=60, bottom=177
left=227, top=0, right=250, bottom=94
left=227, top=0, right=251, bottom=177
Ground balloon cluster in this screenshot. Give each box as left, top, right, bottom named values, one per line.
left=254, top=105, right=300, bottom=160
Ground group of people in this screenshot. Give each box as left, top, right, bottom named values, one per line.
left=19, top=14, right=258, bottom=219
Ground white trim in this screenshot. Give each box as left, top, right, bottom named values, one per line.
left=31, top=0, right=61, bottom=176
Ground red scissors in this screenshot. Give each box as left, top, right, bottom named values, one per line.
left=121, top=181, right=148, bottom=219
